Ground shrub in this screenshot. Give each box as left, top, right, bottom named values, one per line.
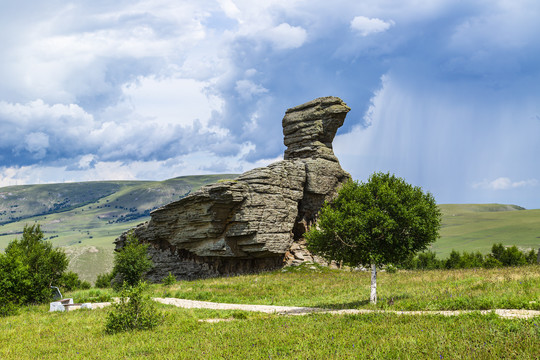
left=490, top=243, right=506, bottom=262
left=0, top=224, right=67, bottom=305
left=112, top=231, right=152, bottom=288
left=0, top=251, right=31, bottom=307
left=491, top=244, right=527, bottom=266
left=60, top=271, right=91, bottom=292
left=483, top=256, right=503, bottom=268
left=416, top=250, right=443, bottom=269
left=460, top=251, right=484, bottom=268
left=445, top=250, right=462, bottom=269
left=398, top=254, right=418, bottom=269
left=0, top=253, right=30, bottom=317
left=501, top=246, right=527, bottom=266
left=95, top=272, right=114, bottom=288
left=397, top=244, right=535, bottom=270
left=162, top=272, right=176, bottom=286
left=105, top=281, right=163, bottom=334
left=0, top=302, right=19, bottom=318
left=525, top=249, right=538, bottom=264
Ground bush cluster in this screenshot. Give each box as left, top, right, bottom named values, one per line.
left=60, top=271, right=91, bottom=291
left=95, top=272, right=115, bottom=288
left=0, top=225, right=68, bottom=316
left=162, top=272, right=176, bottom=286
left=105, top=281, right=163, bottom=334
left=400, top=243, right=538, bottom=270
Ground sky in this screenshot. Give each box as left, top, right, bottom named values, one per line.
left=0, top=0, right=539, bottom=208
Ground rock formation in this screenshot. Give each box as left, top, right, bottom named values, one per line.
left=115, top=96, right=351, bottom=281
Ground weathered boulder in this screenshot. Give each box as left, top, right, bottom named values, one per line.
left=283, top=96, right=349, bottom=162
left=115, top=96, right=351, bottom=281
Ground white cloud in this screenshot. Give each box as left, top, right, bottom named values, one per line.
left=218, top=0, right=241, bottom=20
left=77, top=154, right=97, bottom=170
left=0, top=148, right=281, bottom=187
left=0, top=92, right=229, bottom=164
left=121, top=76, right=218, bottom=127
left=265, top=23, right=307, bottom=49
left=473, top=177, right=539, bottom=190
left=235, top=80, right=268, bottom=100
left=0, top=99, right=96, bottom=156
left=0, top=1, right=210, bottom=105
left=350, top=16, right=395, bottom=36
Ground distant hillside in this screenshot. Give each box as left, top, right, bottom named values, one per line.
left=0, top=174, right=238, bottom=282
left=0, top=175, right=238, bottom=225
left=434, top=204, right=540, bottom=257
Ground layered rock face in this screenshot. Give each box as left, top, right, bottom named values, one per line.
left=115, top=96, right=351, bottom=281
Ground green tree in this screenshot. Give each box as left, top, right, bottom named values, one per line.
left=305, top=173, right=441, bottom=304
left=0, top=252, right=31, bottom=316
left=490, top=243, right=506, bottom=262
left=490, top=243, right=527, bottom=266
left=500, top=245, right=527, bottom=266
left=2, top=224, right=68, bottom=304
left=112, top=231, right=152, bottom=288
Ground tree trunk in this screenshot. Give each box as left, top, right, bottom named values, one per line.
left=370, top=263, right=377, bottom=304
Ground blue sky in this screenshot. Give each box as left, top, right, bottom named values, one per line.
left=0, top=0, right=539, bottom=208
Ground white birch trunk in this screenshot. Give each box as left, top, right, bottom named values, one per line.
left=370, top=263, right=377, bottom=304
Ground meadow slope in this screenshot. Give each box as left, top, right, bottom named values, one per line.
left=435, top=204, right=540, bottom=257
left=0, top=174, right=237, bottom=282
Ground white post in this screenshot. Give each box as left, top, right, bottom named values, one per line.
left=370, top=263, right=377, bottom=304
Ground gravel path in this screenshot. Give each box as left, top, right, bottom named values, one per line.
left=152, top=298, right=540, bottom=319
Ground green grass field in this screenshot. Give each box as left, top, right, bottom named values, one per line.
left=145, top=263, right=540, bottom=311
left=435, top=204, right=540, bottom=257
left=1, top=306, right=538, bottom=359
left=1, top=265, right=539, bottom=359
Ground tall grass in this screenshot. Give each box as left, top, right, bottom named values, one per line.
left=148, top=264, right=540, bottom=311
left=0, top=304, right=538, bottom=359
left=1, top=265, right=539, bottom=359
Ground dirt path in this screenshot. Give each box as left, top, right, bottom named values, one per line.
left=152, top=298, right=540, bottom=319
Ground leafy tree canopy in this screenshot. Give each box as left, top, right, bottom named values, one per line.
left=306, top=172, right=442, bottom=267
left=112, top=231, right=152, bottom=288
left=1, top=224, right=68, bottom=308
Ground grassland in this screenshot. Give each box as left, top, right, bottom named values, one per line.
left=1, top=306, right=538, bottom=359
left=1, top=266, right=539, bottom=359
left=436, top=204, right=540, bottom=257
left=144, top=263, right=540, bottom=311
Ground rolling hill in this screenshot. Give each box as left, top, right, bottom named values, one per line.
left=1, top=178, right=538, bottom=282
left=0, top=174, right=238, bottom=282
left=434, top=204, right=540, bottom=257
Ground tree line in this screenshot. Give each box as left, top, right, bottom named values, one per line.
left=399, top=244, right=538, bottom=270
